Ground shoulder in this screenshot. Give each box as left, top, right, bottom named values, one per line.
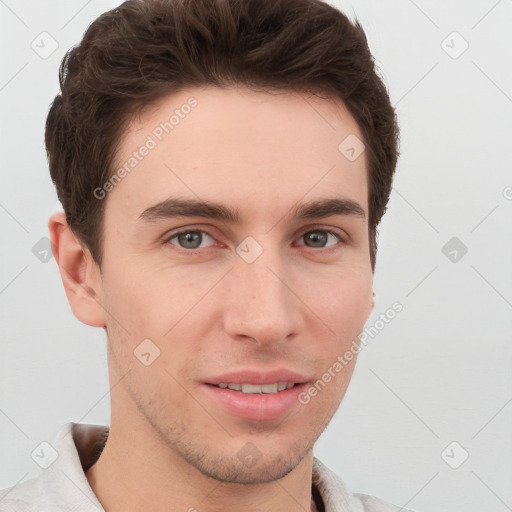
left=0, top=476, right=46, bottom=511
left=0, top=422, right=105, bottom=512
left=313, top=457, right=420, bottom=512
left=354, top=492, right=417, bottom=512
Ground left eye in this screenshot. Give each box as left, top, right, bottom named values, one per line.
left=167, top=230, right=215, bottom=250
left=298, top=230, right=341, bottom=248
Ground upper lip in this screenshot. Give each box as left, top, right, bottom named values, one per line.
left=204, top=368, right=309, bottom=386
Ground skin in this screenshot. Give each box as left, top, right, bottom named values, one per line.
left=49, top=85, right=374, bottom=512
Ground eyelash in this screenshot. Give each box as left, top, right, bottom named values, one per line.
left=163, top=227, right=347, bottom=254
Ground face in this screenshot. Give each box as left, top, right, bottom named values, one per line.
left=95, top=85, right=373, bottom=484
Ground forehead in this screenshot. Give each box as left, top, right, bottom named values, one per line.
left=105, top=85, right=368, bottom=226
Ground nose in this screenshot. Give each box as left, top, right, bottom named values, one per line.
left=222, top=242, right=303, bottom=347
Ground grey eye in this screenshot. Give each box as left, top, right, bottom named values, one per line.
left=169, top=230, right=214, bottom=250
left=301, top=230, right=339, bottom=248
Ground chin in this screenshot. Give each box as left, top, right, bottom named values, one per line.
left=191, top=439, right=311, bottom=484
left=199, top=455, right=298, bottom=484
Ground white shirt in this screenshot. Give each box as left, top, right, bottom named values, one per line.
left=0, top=422, right=415, bottom=512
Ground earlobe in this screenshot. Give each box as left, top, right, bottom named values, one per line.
left=367, top=290, right=375, bottom=320
left=48, top=211, right=106, bottom=328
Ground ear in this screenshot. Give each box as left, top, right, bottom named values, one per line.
left=48, top=211, right=106, bottom=328
left=365, top=290, right=375, bottom=324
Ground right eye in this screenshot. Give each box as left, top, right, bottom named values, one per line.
left=165, top=229, right=216, bottom=251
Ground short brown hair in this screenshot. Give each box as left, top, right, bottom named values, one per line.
left=45, top=0, right=399, bottom=271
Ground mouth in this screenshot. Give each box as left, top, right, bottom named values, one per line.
left=202, top=381, right=308, bottom=422
left=207, top=382, right=298, bottom=394
left=201, top=368, right=310, bottom=421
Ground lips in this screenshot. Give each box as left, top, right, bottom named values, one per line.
left=201, top=368, right=310, bottom=421
left=204, top=368, right=309, bottom=386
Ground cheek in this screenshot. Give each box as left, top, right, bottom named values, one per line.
left=297, top=357, right=358, bottom=426
left=316, top=270, right=372, bottom=332
left=305, top=270, right=371, bottom=390
left=99, top=257, right=180, bottom=333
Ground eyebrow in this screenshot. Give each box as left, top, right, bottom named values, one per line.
left=138, top=196, right=366, bottom=224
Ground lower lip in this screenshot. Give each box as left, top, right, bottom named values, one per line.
left=201, top=383, right=308, bottom=422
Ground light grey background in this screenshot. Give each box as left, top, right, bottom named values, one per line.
left=1, top=1, right=511, bottom=511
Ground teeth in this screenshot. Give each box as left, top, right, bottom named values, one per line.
left=242, top=383, right=266, bottom=393
left=216, top=382, right=296, bottom=393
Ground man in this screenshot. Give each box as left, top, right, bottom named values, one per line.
left=0, top=0, right=406, bottom=510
